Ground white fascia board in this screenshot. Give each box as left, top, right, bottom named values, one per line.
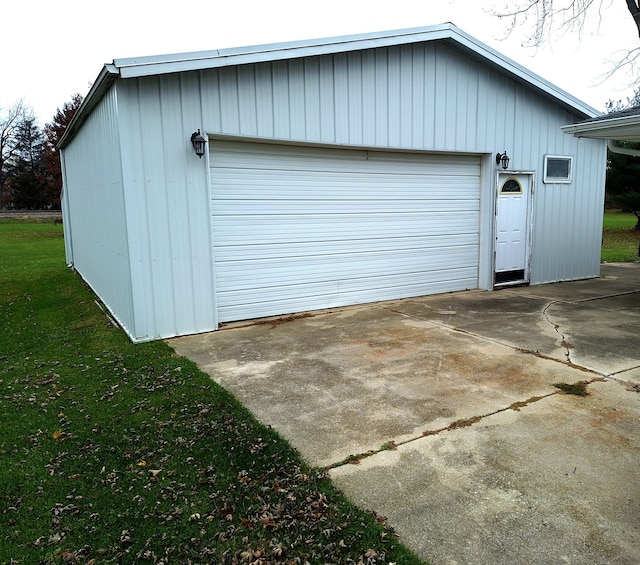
left=114, top=25, right=453, bottom=77
left=58, top=64, right=119, bottom=149
left=561, top=115, right=640, bottom=141
left=112, top=23, right=598, bottom=119
left=62, top=23, right=599, bottom=151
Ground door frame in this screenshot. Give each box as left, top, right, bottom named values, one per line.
left=493, top=170, right=535, bottom=288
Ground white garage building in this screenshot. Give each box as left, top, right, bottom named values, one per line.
left=59, top=24, right=607, bottom=342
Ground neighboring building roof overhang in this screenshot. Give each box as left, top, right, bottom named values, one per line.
left=60, top=23, right=600, bottom=149
left=561, top=107, right=640, bottom=142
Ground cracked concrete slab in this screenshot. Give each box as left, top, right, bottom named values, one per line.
left=543, top=297, right=640, bottom=377
left=169, top=262, right=640, bottom=564
left=330, top=380, right=640, bottom=565
left=170, top=305, right=589, bottom=468
left=384, top=292, right=567, bottom=360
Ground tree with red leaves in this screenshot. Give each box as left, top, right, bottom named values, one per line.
left=42, top=93, right=83, bottom=209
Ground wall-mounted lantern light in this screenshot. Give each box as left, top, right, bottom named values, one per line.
left=190, top=130, right=206, bottom=158
left=495, top=151, right=510, bottom=170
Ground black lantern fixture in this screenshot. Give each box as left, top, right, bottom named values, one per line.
left=495, top=151, right=510, bottom=170
left=190, top=129, right=206, bottom=158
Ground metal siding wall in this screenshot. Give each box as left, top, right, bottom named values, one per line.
left=197, top=40, right=605, bottom=287
left=61, top=88, right=135, bottom=334
left=62, top=38, right=607, bottom=341
left=92, top=39, right=605, bottom=339
left=520, top=96, right=606, bottom=284
left=116, top=76, right=217, bottom=340
left=529, top=136, right=606, bottom=284
left=273, top=62, right=291, bottom=139
left=198, top=41, right=524, bottom=153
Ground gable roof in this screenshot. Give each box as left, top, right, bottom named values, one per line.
left=561, top=106, right=640, bottom=142
left=60, top=23, right=600, bottom=148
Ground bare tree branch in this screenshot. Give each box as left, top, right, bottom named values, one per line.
left=0, top=100, right=34, bottom=206
left=601, top=45, right=640, bottom=82
left=493, top=0, right=640, bottom=89
left=493, top=0, right=612, bottom=46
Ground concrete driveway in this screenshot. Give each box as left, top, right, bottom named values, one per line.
left=169, top=263, right=640, bottom=564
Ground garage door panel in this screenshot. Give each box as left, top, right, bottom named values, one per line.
left=219, top=266, right=478, bottom=303
left=214, top=200, right=478, bottom=215
left=217, top=267, right=478, bottom=323
left=211, top=140, right=480, bottom=323
left=213, top=175, right=478, bottom=200
left=213, top=212, right=480, bottom=244
left=213, top=173, right=479, bottom=199
left=215, top=246, right=479, bottom=290
left=214, top=234, right=479, bottom=261
left=213, top=140, right=479, bottom=173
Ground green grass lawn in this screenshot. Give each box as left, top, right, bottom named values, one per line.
left=602, top=210, right=640, bottom=262
left=0, top=219, right=423, bottom=564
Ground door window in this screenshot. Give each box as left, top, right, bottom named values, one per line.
left=500, top=178, right=522, bottom=194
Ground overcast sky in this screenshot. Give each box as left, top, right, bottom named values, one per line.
left=4, top=0, right=638, bottom=124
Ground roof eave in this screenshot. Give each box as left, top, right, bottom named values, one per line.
left=561, top=115, right=640, bottom=141
left=60, top=24, right=601, bottom=149
left=113, top=23, right=599, bottom=119
left=58, top=64, right=120, bottom=150
left=114, top=24, right=456, bottom=77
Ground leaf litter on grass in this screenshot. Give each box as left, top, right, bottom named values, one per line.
left=1, top=222, right=422, bottom=565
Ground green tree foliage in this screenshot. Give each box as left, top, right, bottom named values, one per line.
left=607, top=146, right=640, bottom=229
left=7, top=117, right=48, bottom=209
left=611, top=191, right=640, bottom=228
left=605, top=89, right=640, bottom=230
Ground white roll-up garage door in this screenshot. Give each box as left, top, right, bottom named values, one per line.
left=210, top=140, right=481, bottom=323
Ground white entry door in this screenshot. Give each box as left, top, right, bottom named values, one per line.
left=495, top=173, right=532, bottom=285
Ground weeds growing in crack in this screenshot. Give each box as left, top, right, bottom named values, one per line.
left=509, top=395, right=547, bottom=411
left=554, top=381, right=590, bottom=396
left=448, top=416, right=483, bottom=429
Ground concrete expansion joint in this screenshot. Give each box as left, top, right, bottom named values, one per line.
left=378, top=304, right=430, bottom=322
left=569, top=288, right=640, bottom=304
left=605, top=366, right=640, bottom=382
left=325, top=391, right=561, bottom=471
left=325, top=371, right=621, bottom=471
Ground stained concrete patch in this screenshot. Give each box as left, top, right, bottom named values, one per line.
left=172, top=307, right=600, bottom=466
left=385, top=292, right=566, bottom=358
left=330, top=380, right=640, bottom=565
left=171, top=305, right=590, bottom=468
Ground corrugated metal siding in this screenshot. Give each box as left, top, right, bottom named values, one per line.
left=201, top=43, right=490, bottom=152
left=60, top=88, right=136, bottom=335
left=62, top=76, right=219, bottom=341
left=529, top=137, right=606, bottom=284
left=210, top=140, right=480, bottom=322
left=115, top=77, right=217, bottom=340
left=197, top=41, right=605, bottom=284
left=67, top=37, right=604, bottom=340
